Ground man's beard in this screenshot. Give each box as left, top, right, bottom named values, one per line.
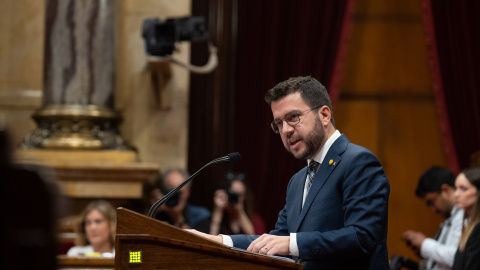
left=288, top=116, right=325, bottom=160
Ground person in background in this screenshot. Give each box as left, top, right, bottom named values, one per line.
left=151, top=168, right=211, bottom=233
left=452, top=167, right=480, bottom=270
left=399, top=166, right=464, bottom=270
left=67, top=200, right=116, bottom=257
left=210, top=172, right=265, bottom=235
left=1, top=115, right=59, bottom=270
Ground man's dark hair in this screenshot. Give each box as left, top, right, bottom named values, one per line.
left=159, top=168, right=191, bottom=190
left=415, top=166, right=456, bottom=198
left=264, top=76, right=335, bottom=127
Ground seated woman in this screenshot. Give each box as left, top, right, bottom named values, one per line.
left=67, top=200, right=116, bottom=257
left=210, top=172, right=265, bottom=235
left=453, top=167, right=480, bottom=269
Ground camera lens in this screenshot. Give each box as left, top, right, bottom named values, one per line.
left=227, top=190, right=239, bottom=205
left=164, top=188, right=181, bottom=207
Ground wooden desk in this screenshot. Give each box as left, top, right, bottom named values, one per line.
left=57, top=255, right=114, bottom=270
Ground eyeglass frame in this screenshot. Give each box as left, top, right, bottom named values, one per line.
left=270, top=105, right=323, bottom=134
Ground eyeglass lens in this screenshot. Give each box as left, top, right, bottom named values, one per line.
left=272, top=111, right=301, bottom=133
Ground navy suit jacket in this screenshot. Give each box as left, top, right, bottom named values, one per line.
left=230, top=135, right=390, bottom=270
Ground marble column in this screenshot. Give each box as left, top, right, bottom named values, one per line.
left=23, top=0, right=128, bottom=149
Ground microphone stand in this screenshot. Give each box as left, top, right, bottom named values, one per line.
left=147, top=153, right=240, bottom=218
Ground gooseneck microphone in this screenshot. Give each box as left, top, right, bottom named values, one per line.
left=147, top=152, right=241, bottom=218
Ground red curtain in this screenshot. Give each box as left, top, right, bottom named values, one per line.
left=422, top=0, right=480, bottom=173
left=234, top=0, right=356, bottom=228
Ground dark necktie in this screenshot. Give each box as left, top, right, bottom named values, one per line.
left=306, top=161, right=320, bottom=193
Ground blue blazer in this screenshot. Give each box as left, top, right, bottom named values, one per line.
left=231, top=135, right=390, bottom=270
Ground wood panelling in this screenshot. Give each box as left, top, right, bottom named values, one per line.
left=342, top=0, right=431, bottom=95
left=384, top=101, right=445, bottom=258
left=337, top=0, right=448, bottom=259
left=336, top=100, right=380, bottom=157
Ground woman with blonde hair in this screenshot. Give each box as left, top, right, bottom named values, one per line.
left=67, top=200, right=116, bottom=257
left=452, top=167, right=480, bottom=269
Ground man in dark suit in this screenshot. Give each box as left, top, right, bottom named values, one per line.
left=191, top=76, right=390, bottom=269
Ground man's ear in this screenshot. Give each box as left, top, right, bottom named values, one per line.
left=318, top=105, right=331, bottom=126
left=440, top=183, right=453, bottom=194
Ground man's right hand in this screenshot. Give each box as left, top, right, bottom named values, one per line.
left=402, top=230, right=426, bottom=257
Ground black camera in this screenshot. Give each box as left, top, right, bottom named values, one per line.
left=164, top=188, right=181, bottom=208
left=142, top=16, right=208, bottom=56
left=389, top=255, right=418, bottom=270
left=227, top=190, right=239, bottom=205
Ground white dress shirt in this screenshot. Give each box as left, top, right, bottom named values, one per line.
left=420, top=205, right=464, bottom=270
left=67, top=245, right=115, bottom=257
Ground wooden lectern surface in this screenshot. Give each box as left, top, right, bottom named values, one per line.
left=115, top=208, right=303, bottom=270
left=57, top=255, right=114, bottom=270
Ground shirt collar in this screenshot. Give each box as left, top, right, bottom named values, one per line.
left=450, top=205, right=459, bottom=218
left=308, top=130, right=341, bottom=166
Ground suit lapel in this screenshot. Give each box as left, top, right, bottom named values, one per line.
left=290, top=167, right=308, bottom=230
left=294, top=135, right=349, bottom=231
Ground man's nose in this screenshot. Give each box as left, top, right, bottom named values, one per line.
left=281, top=121, right=294, bottom=134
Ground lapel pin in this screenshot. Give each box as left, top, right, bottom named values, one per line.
left=329, top=159, right=333, bottom=165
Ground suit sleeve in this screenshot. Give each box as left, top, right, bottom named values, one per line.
left=269, top=175, right=295, bottom=237
left=296, top=150, right=389, bottom=260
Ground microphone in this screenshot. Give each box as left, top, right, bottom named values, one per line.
left=147, top=152, right=241, bottom=218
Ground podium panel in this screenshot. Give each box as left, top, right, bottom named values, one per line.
left=115, top=208, right=303, bottom=270
left=57, top=255, right=114, bottom=269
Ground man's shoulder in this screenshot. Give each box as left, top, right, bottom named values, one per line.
left=186, top=204, right=211, bottom=217
left=185, top=204, right=211, bottom=232
left=332, top=134, right=376, bottom=157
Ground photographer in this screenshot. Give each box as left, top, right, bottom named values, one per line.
left=210, top=173, right=265, bottom=235
left=151, top=168, right=211, bottom=233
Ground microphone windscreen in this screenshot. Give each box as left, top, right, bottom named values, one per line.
left=228, top=152, right=241, bottom=162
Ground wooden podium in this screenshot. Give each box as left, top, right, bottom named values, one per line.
left=115, top=208, right=303, bottom=269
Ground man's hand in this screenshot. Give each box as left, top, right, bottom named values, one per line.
left=247, top=234, right=290, bottom=256
left=186, top=229, right=223, bottom=243
left=402, top=230, right=426, bottom=257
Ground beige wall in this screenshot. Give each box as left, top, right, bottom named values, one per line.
left=116, top=0, right=191, bottom=169
left=0, top=0, right=44, bottom=146
left=0, top=0, right=191, bottom=170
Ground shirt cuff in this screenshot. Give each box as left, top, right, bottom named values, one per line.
left=290, top=233, right=299, bottom=256
left=220, top=234, right=234, bottom=247
left=420, top=238, right=435, bottom=258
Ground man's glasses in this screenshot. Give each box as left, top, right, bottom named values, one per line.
left=270, top=105, right=322, bottom=134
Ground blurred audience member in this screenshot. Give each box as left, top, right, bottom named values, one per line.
left=67, top=200, right=116, bottom=257
left=151, top=168, right=211, bottom=233
left=1, top=116, right=59, bottom=270
left=452, top=167, right=480, bottom=270
left=210, top=172, right=265, bottom=235
left=392, top=166, right=463, bottom=270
